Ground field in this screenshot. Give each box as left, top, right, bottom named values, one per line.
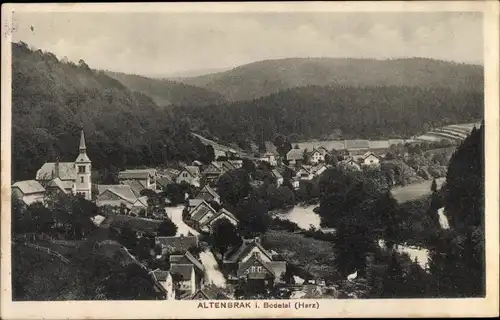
left=262, top=230, right=339, bottom=281
left=107, top=214, right=163, bottom=233
left=415, top=122, right=481, bottom=142
left=391, top=177, right=446, bottom=204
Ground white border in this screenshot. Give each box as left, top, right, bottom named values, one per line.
left=1, top=2, right=499, bottom=319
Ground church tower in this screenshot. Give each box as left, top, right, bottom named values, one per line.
left=74, top=129, right=92, bottom=200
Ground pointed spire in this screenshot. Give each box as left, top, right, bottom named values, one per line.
left=79, top=129, right=86, bottom=152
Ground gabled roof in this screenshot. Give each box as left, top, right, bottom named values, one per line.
left=286, top=149, right=303, bottom=161
left=12, top=180, right=46, bottom=194
left=297, top=165, right=312, bottom=174
left=204, top=162, right=223, bottom=174
left=155, top=235, right=198, bottom=252
left=271, top=169, right=283, bottom=179
left=361, top=151, right=380, bottom=160
left=221, top=161, right=236, bottom=171
left=36, top=162, right=76, bottom=181
left=236, top=254, right=275, bottom=278
left=97, top=184, right=137, bottom=202
left=200, top=208, right=239, bottom=227
left=196, top=185, right=219, bottom=199
left=151, top=269, right=171, bottom=282
left=181, top=251, right=205, bottom=273
left=118, top=169, right=155, bottom=180
left=170, top=264, right=194, bottom=281
left=156, top=176, right=173, bottom=188
left=224, top=237, right=273, bottom=263
left=190, top=201, right=217, bottom=222
left=45, top=178, right=67, bottom=193
left=188, top=199, right=204, bottom=207
left=191, top=286, right=229, bottom=300
left=119, top=180, right=146, bottom=197
left=133, top=196, right=149, bottom=207
left=178, top=166, right=201, bottom=178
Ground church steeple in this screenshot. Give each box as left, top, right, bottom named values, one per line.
left=79, top=129, right=86, bottom=152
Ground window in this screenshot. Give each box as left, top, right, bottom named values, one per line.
left=182, top=173, right=188, bottom=177
left=250, top=266, right=256, bottom=273
left=78, top=165, right=86, bottom=173
left=257, top=266, right=262, bottom=273
left=80, top=176, right=84, bottom=183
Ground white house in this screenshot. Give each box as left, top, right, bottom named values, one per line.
left=360, top=152, right=381, bottom=166
left=295, top=166, right=314, bottom=181
left=11, top=180, right=46, bottom=205
left=176, top=166, right=201, bottom=187
left=151, top=269, right=176, bottom=300
left=199, top=208, right=239, bottom=233
left=308, top=149, right=327, bottom=165
left=260, top=153, right=278, bottom=167
left=271, top=169, right=284, bottom=187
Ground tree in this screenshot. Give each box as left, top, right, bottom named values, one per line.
left=236, top=198, right=271, bottom=236
left=162, top=183, right=185, bottom=206
left=157, top=218, right=178, bottom=237
left=211, top=218, right=241, bottom=257
left=217, top=169, right=251, bottom=205
left=333, top=224, right=376, bottom=277
left=430, top=178, right=437, bottom=192
left=380, top=252, right=405, bottom=298
left=120, top=223, right=137, bottom=249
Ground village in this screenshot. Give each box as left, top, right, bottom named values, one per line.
left=11, top=125, right=467, bottom=300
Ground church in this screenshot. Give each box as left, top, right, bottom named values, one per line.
left=35, top=130, right=92, bottom=200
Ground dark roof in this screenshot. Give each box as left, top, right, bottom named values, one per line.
left=192, top=286, right=229, bottom=300
left=151, top=269, right=171, bottom=282
left=237, top=254, right=275, bottom=277
left=119, top=180, right=146, bottom=197
left=156, top=235, right=198, bottom=252
left=97, top=184, right=138, bottom=201
left=170, top=264, right=194, bottom=281
left=156, top=176, right=173, bottom=188
left=196, top=185, right=219, bottom=199
left=190, top=201, right=217, bottom=222
left=201, top=208, right=239, bottom=227
left=224, top=237, right=272, bottom=263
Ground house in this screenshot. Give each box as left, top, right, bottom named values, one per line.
left=176, top=166, right=201, bottom=187
left=339, top=159, right=362, bottom=171
left=189, top=201, right=218, bottom=230
left=169, top=251, right=205, bottom=291
left=228, top=160, right=243, bottom=169
left=360, top=151, right=381, bottom=166
left=156, top=176, right=174, bottom=190
left=188, top=198, right=204, bottom=211
left=310, top=164, right=328, bottom=177
left=218, top=161, right=237, bottom=172
left=11, top=180, right=46, bottom=205
left=151, top=269, right=176, bottom=300
left=195, top=185, right=220, bottom=204
left=202, top=162, right=225, bottom=185
left=271, top=169, right=284, bottom=187
left=224, top=237, right=287, bottom=285
left=191, top=285, right=229, bottom=300
left=96, top=185, right=137, bottom=211
left=118, top=169, right=157, bottom=191
left=170, top=264, right=197, bottom=296
left=130, top=196, right=149, bottom=216
left=259, top=153, right=278, bottom=167
left=155, top=235, right=199, bottom=255
left=308, top=148, right=328, bottom=165
left=291, top=178, right=300, bottom=190
left=119, top=179, right=147, bottom=197
left=199, top=208, right=239, bottom=233
left=44, top=178, right=68, bottom=197
left=35, top=130, right=92, bottom=200
left=286, top=149, right=304, bottom=166
left=295, top=166, right=314, bottom=181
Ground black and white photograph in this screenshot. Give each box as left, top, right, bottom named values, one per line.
left=1, top=2, right=498, bottom=319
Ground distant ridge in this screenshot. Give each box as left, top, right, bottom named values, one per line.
left=176, top=57, right=483, bottom=102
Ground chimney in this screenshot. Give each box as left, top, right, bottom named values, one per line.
left=254, top=237, right=260, bottom=244
left=54, top=157, right=60, bottom=179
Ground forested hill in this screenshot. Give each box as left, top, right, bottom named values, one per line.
left=176, top=57, right=484, bottom=102
left=176, top=85, right=483, bottom=150
left=104, top=71, right=226, bottom=107
left=12, top=42, right=209, bottom=181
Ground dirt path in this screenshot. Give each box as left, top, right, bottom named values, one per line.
left=199, top=249, right=227, bottom=288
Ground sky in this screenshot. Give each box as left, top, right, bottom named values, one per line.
left=12, top=11, right=483, bottom=77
